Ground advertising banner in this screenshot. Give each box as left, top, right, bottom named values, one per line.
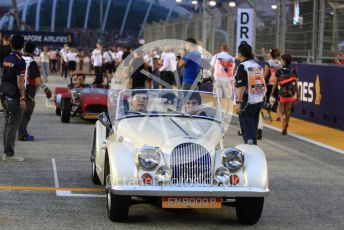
left=292, top=64, right=344, bottom=130
left=1, top=30, right=73, bottom=47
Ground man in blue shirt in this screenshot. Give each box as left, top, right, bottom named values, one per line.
left=178, top=38, right=201, bottom=90
left=1, top=34, right=26, bottom=162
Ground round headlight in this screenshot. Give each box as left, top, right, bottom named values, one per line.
left=156, top=166, right=171, bottom=183
left=138, top=146, right=160, bottom=171
left=215, top=167, right=230, bottom=184
left=222, top=148, right=244, bottom=172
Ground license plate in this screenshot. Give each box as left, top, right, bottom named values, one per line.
left=162, top=197, right=221, bottom=209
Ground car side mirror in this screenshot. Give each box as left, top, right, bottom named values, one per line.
left=98, top=112, right=112, bottom=130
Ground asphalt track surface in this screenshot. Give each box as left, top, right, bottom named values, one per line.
left=0, top=76, right=343, bottom=230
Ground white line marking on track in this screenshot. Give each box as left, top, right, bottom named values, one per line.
left=56, top=190, right=106, bottom=198
left=264, top=124, right=344, bottom=155
left=52, top=158, right=105, bottom=198
left=52, top=158, right=59, bottom=188
left=230, top=113, right=344, bottom=155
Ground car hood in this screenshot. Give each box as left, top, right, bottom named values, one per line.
left=116, top=116, right=223, bottom=151
left=80, top=93, right=108, bottom=106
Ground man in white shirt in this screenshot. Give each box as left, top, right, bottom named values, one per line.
left=66, top=48, right=78, bottom=77
left=210, top=44, right=235, bottom=114
left=115, top=46, right=123, bottom=66
left=60, top=44, right=69, bottom=79
left=91, top=43, right=103, bottom=84
left=159, top=46, right=177, bottom=88
left=103, top=47, right=113, bottom=74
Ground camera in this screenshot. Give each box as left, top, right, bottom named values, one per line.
left=262, top=101, right=273, bottom=110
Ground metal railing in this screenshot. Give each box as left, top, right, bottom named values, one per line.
left=144, top=0, right=344, bottom=64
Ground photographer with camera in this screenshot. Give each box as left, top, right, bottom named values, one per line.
left=270, top=54, right=299, bottom=135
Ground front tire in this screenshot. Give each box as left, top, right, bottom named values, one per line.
left=107, top=192, right=130, bottom=222
left=105, top=155, right=130, bottom=221
left=61, top=99, right=71, bottom=123
left=236, top=197, right=264, bottom=225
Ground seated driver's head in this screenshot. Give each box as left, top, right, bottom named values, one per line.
left=185, top=92, right=202, bottom=115
left=131, top=90, right=148, bottom=112
left=75, top=75, right=85, bottom=88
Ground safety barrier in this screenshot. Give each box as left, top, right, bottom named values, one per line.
left=291, top=64, right=344, bottom=131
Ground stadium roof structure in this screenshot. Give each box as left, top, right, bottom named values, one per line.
left=1, top=0, right=343, bottom=38
left=0, top=0, right=190, bottom=36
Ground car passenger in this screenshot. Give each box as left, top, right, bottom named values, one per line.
left=185, top=92, right=207, bottom=116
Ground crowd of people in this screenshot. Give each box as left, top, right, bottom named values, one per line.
left=116, top=38, right=299, bottom=145
left=0, top=33, right=301, bottom=161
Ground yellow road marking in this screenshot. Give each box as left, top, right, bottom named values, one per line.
left=218, top=98, right=344, bottom=151
left=0, top=185, right=104, bottom=192
left=263, top=111, right=344, bottom=151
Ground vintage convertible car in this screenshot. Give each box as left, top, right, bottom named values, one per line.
left=91, top=89, right=269, bottom=225
left=54, top=73, right=109, bottom=123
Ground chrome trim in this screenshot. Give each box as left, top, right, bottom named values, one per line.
left=109, top=185, right=269, bottom=197
left=171, top=143, right=211, bottom=184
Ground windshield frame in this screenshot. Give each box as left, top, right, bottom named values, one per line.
left=113, top=89, right=223, bottom=124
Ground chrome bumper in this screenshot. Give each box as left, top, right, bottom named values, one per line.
left=109, top=185, right=269, bottom=197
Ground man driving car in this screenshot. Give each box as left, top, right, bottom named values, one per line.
left=129, top=90, right=148, bottom=113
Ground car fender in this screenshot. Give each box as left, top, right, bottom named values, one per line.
left=54, top=87, right=69, bottom=106
left=95, top=120, right=108, bottom=185
left=235, top=144, right=269, bottom=189
left=54, top=87, right=69, bottom=95
left=107, top=141, right=137, bottom=186
left=55, top=94, right=62, bottom=106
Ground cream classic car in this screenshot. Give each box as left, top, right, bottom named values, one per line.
left=91, top=89, right=269, bottom=225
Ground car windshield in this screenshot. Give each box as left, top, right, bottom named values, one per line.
left=77, top=88, right=108, bottom=94
left=108, top=89, right=222, bottom=123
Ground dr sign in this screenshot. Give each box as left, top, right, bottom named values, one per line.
left=236, top=8, right=255, bottom=55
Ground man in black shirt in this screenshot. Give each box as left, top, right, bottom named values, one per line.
left=18, top=42, right=52, bottom=141
left=128, top=50, right=148, bottom=89
left=1, top=34, right=26, bottom=162
left=122, top=47, right=131, bottom=66
left=0, top=34, right=11, bottom=112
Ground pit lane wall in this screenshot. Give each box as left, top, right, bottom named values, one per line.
left=291, top=64, right=344, bottom=131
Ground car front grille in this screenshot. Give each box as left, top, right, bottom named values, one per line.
left=86, top=105, right=107, bottom=114
left=170, top=143, right=211, bottom=185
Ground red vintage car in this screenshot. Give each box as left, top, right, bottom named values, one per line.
left=54, top=73, right=109, bottom=123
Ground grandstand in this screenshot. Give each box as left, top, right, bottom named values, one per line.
left=0, top=0, right=189, bottom=38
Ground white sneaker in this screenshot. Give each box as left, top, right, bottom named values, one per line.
left=2, top=155, right=24, bottom=162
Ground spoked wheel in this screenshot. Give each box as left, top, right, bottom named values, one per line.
left=236, top=197, right=264, bottom=225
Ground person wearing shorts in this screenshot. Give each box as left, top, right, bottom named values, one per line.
left=210, top=44, right=235, bottom=115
